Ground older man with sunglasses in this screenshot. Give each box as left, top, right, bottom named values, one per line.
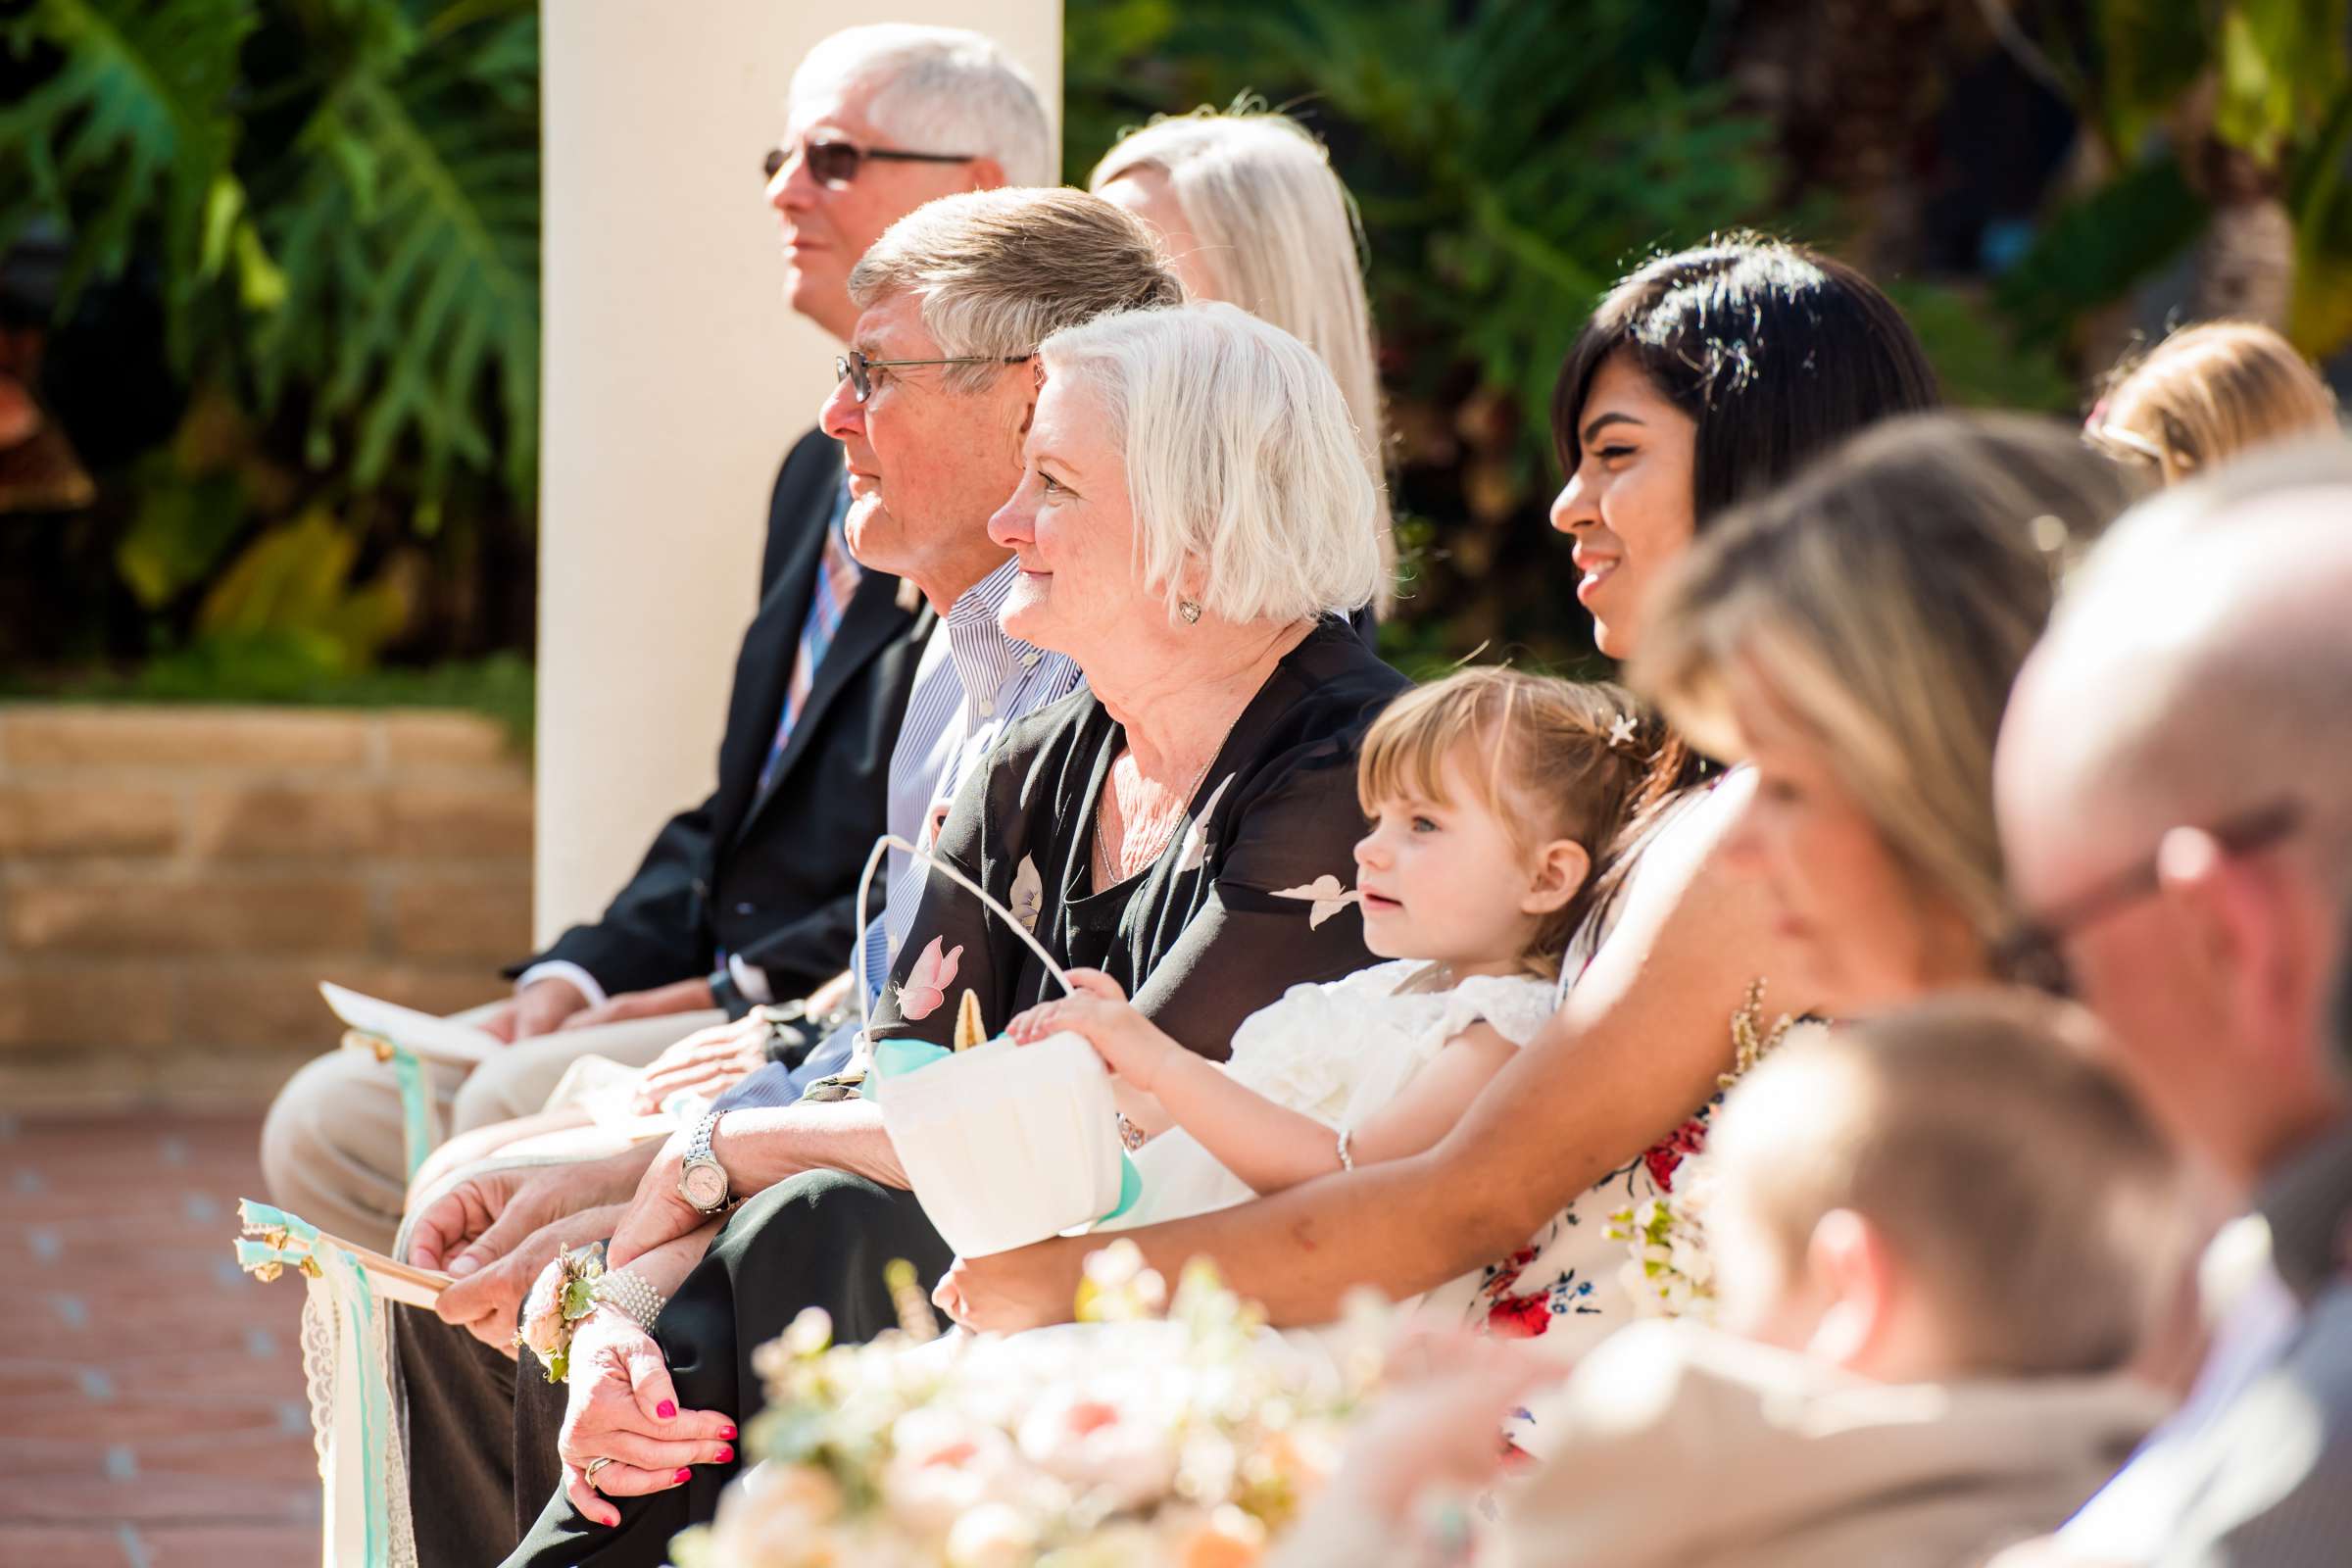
left=1992, top=437, right=2352, bottom=1567
left=259, top=24, right=1052, bottom=1255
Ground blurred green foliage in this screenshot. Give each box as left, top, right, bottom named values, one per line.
left=2, top=650, right=536, bottom=747
left=7, top=0, right=2346, bottom=691
left=1, top=0, right=537, bottom=689
left=1063, top=0, right=2350, bottom=667
left=1061, top=0, right=2081, bottom=665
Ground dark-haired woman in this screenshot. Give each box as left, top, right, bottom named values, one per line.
left=1553, top=237, right=1940, bottom=659
left=941, top=236, right=1941, bottom=1348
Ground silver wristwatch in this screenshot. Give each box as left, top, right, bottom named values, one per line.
left=676, top=1110, right=731, bottom=1213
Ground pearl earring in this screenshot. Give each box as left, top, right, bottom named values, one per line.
left=1179, top=599, right=1201, bottom=624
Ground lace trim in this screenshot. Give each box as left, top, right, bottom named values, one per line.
left=299, top=1282, right=336, bottom=1479
left=376, top=1297, right=419, bottom=1568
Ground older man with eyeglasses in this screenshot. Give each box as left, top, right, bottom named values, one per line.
left=1991, top=437, right=2352, bottom=1567
left=259, top=24, right=1052, bottom=1256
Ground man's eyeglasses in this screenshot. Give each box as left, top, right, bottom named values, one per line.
left=834, top=349, right=1032, bottom=404
left=765, top=138, right=975, bottom=190
left=1992, top=799, right=2303, bottom=996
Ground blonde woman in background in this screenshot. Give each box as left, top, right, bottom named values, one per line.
left=2086, top=319, right=2338, bottom=484
left=1091, top=108, right=1398, bottom=612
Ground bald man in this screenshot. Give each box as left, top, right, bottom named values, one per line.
left=1992, top=438, right=2352, bottom=1565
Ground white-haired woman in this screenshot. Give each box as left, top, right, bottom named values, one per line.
left=491, top=301, right=1403, bottom=1566
left=1092, top=109, right=1397, bottom=612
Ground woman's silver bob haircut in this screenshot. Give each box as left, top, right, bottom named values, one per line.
left=1040, top=301, right=1385, bottom=625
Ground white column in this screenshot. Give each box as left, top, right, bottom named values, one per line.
left=534, top=3, right=1061, bottom=946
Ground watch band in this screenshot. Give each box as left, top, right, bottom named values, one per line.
left=685, top=1109, right=722, bottom=1167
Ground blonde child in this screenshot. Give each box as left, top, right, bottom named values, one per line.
left=1006, top=667, right=1662, bottom=1240
left=2086, top=319, right=2338, bottom=484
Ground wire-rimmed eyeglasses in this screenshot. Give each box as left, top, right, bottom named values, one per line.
left=834, top=349, right=1032, bottom=404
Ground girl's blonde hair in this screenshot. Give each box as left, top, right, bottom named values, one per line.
left=2088, top=320, right=2338, bottom=484
left=1356, top=668, right=1669, bottom=974
left=1090, top=108, right=1395, bottom=610
left=1638, top=413, right=2139, bottom=949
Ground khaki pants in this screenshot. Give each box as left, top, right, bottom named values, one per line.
left=258, top=1007, right=725, bottom=1251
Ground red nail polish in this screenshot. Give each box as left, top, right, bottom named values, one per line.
left=674, top=1468, right=693, bottom=1485
left=716, top=1445, right=733, bottom=1463
left=720, top=1424, right=737, bottom=1441
left=657, top=1399, right=677, bottom=1419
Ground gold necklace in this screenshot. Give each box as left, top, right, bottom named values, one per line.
left=1093, top=718, right=1235, bottom=887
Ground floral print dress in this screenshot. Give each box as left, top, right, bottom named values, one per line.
left=1416, top=980, right=1813, bottom=1358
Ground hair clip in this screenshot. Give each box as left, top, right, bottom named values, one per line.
left=1606, top=712, right=1641, bottom=751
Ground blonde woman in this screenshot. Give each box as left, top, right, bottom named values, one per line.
left=1635, top=413, right=2139, bottom=1011
left=1090, top=108, right=1397, bottom=611
left=2087, top=319, right=2338, bottom=484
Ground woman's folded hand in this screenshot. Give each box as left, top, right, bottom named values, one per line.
left=557, top=1310, right=737, bottom=1528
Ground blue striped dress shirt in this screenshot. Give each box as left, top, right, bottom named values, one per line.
left=714, top=557, right=1081, bottom=1109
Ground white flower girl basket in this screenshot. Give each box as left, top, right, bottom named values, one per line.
left=852, top=834, right=1135, bottom=1257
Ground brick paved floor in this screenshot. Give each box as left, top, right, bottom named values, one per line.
left=1, top=1112, right=319, bottom=1567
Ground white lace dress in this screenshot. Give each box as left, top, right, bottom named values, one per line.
left=1099, top=959, right=1559, bottom=1235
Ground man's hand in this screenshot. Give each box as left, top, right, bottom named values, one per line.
left=436, top=1204, right=623, bottom=1351
left=932, top=1234, right=1089, bottom=1333
left=607, top=1124, right=711, bottom=1268
left=628, top=1016, right=771, bottom=1115
left=407, top=1163, right=552, bottom=1276
left=480, top=976, right=592, bottom=1044
left=560, top=977, right=716, bottom=1033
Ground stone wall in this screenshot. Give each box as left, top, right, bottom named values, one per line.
left=0, top=705, right=533, bottom=1107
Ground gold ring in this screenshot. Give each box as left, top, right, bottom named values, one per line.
left=583, top=1456, right=614, bottom=1490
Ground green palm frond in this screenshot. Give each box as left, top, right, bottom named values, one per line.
left=0, top=0, right=260, bottom=357
left=249, top=1, right=539, bottom=511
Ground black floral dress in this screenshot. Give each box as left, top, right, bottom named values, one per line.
left=872, top=615, right=1408, bottom=1059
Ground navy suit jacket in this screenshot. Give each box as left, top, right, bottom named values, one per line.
left=514, top=428, right=934, bottom=1010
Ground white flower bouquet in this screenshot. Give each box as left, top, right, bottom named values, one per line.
left=673, top=1243, right=1386, bottom=1568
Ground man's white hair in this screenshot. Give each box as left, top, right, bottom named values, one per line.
left=1039, top=301, right=1384, bottom=625
left=793, top=24, right=1054, bottom=189
left=1091, top=109, right=1393, bottom=607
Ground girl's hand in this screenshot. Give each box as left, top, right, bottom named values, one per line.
left=556, top=1310, right=737, bottom=1527
left=1005, top=970, right=1175, bottom=1088
left=1005, top=967, right=1129, bottom=1040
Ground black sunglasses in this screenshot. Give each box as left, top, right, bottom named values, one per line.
left=834, top=349, right=1032, bottom=404
left=764, top=138, right=975, bottom=190
left=1992, top=799, right=2304, bottom=996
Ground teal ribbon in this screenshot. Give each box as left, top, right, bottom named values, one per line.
left=386, top=1044, right=435, bottom=1180
left=232, top=1200, right=393, bottom=1566
left=237, top=1198, right=320, bottom=1247
left=868, top=1038, right=1141, bottom=1223
left=234, top=1238, right=301, bottom=1273
left=325, top=1247, right=390, bottom=1567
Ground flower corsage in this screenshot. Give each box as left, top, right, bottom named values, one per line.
left=517, top=1241, right=667, bottom=1383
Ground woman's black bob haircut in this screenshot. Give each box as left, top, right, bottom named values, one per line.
left=1552, top=235, right=1942, bottom=524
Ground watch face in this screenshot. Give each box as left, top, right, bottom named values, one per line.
left=680, top=1160, right=727, bottom=1210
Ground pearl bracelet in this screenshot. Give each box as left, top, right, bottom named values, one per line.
left=590, top=1268, right=667, bottom=1333
left=1336, top=1127, right=1355, bottom=1172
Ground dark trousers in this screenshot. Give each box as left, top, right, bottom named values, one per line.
left=398, top=1169, right=952, bottom=1568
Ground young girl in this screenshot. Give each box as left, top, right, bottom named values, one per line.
left=1005, top=667, right=1664, bottom=1248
